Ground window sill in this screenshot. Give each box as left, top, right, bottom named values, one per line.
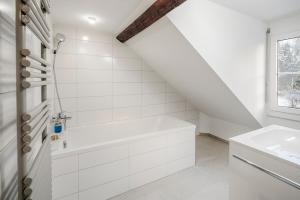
left=267, top=107, right=300, bottom=122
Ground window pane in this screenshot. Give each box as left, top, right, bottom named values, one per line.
left=277, top=74, right=300, bottom=108
left=277, top=37, right=300, bottom=109
left=277, top=37, right=300, bottom=72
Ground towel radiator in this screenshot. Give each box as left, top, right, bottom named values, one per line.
left=16, top=0, right=52, bottom=199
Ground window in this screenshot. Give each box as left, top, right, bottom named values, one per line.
left=269, top=32, right=300, bottom=119
left=277, top=37, right=300, bottom=108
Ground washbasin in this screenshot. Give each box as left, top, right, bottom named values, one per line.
left=230, top=125, right=300, bottom=200
left=231, top=125, right=300, bottom=167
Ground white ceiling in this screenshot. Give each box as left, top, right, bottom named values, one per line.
left=51, top=0, right=142, bottom=33
left=208, top=0, right=300, bottom=21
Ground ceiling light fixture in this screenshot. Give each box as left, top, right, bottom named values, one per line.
left=87, top=16, right=97, bottom=25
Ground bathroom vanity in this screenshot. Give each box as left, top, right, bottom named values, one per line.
left=229, top=125, right=300, bottom=200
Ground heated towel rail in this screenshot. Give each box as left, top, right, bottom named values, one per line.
left=16, top=0, right=52, bottom=199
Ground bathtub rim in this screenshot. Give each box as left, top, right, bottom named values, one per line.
left=51, top=118, right=196, bottom=159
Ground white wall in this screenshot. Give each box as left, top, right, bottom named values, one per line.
left=198, top=113, right=252, bottom=140
left=0, top=0, right=18, bottom=198
left=53, top=24, right=199, bottom=128
left=167, top=0, right=267, bottom=126
left=265, top=12, right=300, bottom=129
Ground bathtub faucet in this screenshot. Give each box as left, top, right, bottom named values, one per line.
left=58, top=111, right=72, bottom=131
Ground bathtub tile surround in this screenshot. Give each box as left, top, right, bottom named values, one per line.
left=52, top=24, right=198, bottom=128
left=112, top=135, right=229, bottom=200
left=52, top=117, right=196, bottom=200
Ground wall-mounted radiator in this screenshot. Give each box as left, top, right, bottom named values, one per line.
left=16, top=0, right=52, bottom=199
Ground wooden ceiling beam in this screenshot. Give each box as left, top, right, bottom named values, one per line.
left=116, top=0, right=186, bottom=43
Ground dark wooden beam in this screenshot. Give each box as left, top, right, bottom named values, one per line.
left=117, top=0, right=186, bottom=43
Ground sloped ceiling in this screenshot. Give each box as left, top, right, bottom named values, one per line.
left=127, top=17, right=260, bottom=128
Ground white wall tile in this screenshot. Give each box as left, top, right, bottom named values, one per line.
left=142, top=104, right=165, bottom=117
left=77, top=69, right=112, bottom=83
left=66, top=112, right=78, bottom=128
left=57, top=84, right=77, bottom=98
left=59, top=39, right=77, bottom=54
left=113, top=107, right=142, bottom=121
left=79, top=159, right=129, bottom=191
left=142, top=64, right=154, bottom=71
left=77, top=40, right=112, bottom=56
left=78, top=178, right=128, bottom=200
left=168, top=112, right=187, bottom=121
left=113, top=83, right=141, bottom=95
left=77, top=83, right=112, bottom=97
left=113, top=41, right=138, bottom=58
left=77, top=110, right=112, bottom=126
left=168, top=128, right=195, bottom=146
left=166, top=84, right=177, bottom=93
left=166, top=93, right=185, bottom=103
left=78, top=145, right=128, bottom=169
left=53, top=172, right=78, bottom=199
left=129, top=135, right=167, bottom=156
left=56, top=194, right=78, bottom=200
left=77, top=29, right=112, bottom=43
left=0, top=138, right=18, bottom=199
left=55, top=194, right=78, bottom=200
left=56, top=68, right=77, bottom=83
left=130, top=149, right=167, bottom=174
left=53, top=24, right=198, bottom=128
left=0, top=37, right=15, bottom=93
left=77, top=55, right=112, bottom=70
left=55, top=54, right=77, bottom=69
left=77, top=96, right=112, bottom=111
left=54, top=98, right=77, bottom=113
left=54, top=25, right=77, bottom=39
left=165, top=102, right=186, bottom=113
left=142, top=83, right=166, bottom=94
left=113, top=95, right=142, bottom=108
left=113, top=71, right=142, bottom=83
left=52, top=155, right=78, bottom=177
left=142, top=94, right=166, bottom=105
left=129, top=165, right=167, bottom=189
left=113, top=58, right=142, bottom=70
left=143, top=71, right=164, bottom=82
left=0, top=92, right=17, bottom=151
left=167, top=155, right=195, bottom=175
left=167, top=140, right=195, bottom=162
left=185, top=110, right=198, bottom=120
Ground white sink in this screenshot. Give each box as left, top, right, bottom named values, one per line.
left=229, top=125, right=300, bottom=200
left=231, top=125, right=300, bottom=167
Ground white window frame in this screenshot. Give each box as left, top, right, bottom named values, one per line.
left=268, top=31, right=300, bottom=121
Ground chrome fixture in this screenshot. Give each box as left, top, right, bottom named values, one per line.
left=52, top=33, right=72, bottom=129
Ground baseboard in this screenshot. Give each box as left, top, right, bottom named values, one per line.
left=198, top=133, right=229, bottom=144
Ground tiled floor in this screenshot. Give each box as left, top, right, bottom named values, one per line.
left=110, top=135, right=229, bottom=200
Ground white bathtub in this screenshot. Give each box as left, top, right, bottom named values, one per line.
left=51, top=117, right=196, bottom=200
